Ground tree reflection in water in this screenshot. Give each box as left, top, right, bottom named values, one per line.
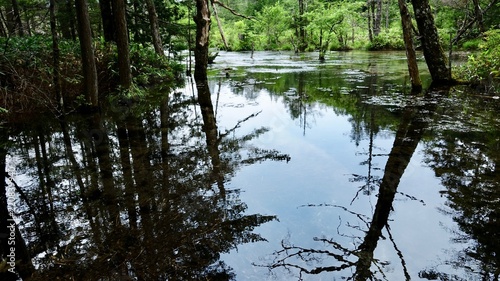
left=421, top=91, right=500, bottom=280
left=263, top=86, right=449, bottom=280
left=0, top=84, right=289, bottom=280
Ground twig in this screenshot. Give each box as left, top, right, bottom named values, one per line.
left=212, top=0, right=254, bottom=20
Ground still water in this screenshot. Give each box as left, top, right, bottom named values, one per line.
left=2, top=51, right=499, bottom=280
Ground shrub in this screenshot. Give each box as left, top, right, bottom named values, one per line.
left=366, top=28, right=405, bottom=51
left=461, top=38, right=482, bottom=51
left=455, top=29, right=500, bottom=83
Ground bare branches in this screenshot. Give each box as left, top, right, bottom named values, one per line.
left=211, top=0, right=254, bottom=20
left=452, top=0, right=499, bottom=44
left=219, top=111, right=262, bottom=139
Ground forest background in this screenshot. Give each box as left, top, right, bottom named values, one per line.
left=0, top=0, right=500, bottom=114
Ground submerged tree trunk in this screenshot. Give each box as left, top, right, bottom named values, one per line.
left=75, top=0, right=99, bottom=106
left=411, top=0, right=452, bottom=83
left=398, top=0, right=421, bottom=90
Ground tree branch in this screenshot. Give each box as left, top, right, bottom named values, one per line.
left=212, top=0, right=254, bottom=20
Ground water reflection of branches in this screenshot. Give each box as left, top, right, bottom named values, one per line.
left=262, top=86, right=447, bottom=280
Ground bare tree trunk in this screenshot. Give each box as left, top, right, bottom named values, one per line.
left=194, top=0, right=211, bottom=82
left=10, top=0, right=23, bottom=36
left=99, top=0, right=114, bottom=42
left=145, top=0, right=164, bottom=55
left=112, top=0, right=132, bottom=89
left=298, top=0, right=307, bottom=52
left=49, top=0, right=63, bottom=109
left=210, top=0, right=228, bottom=50
left=398, top=0, right=421, bottom=90
left=75, top=0, right=99, bottom=106
left=0, top=9, right=7, bottom=36
left=385, top=0, right=390, bottom=29
left=373, top=0, right=382, bottom=36
left=472, top=0, right=485, bottom=33
left=411, top=0, right=452, bottom=83
left=367, top=0, right=373, bottom=42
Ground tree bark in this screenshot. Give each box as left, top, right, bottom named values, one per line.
left=112, top=0, right=132, bottom=89
left=10, top=0, right=23, bottom=36
left=411, top=0, right=452, bottom=83
left=367, top=0, right=373, bottom=42
left=145, top=0, right=164, bottom=55
left=398, top=0, right=422, bottom=90
left=194, top=0, right=211, bottom=82
left=49, top=0, right=63, bottom=108
left=75, top=0, right=99, bottom=106
left=472, top=0, right=485, bottom=33
left=298, top=0, right=307, bottom=52
left=99, top=0, right=114, bottom=42
left=373, top=0, right=382, bottom=37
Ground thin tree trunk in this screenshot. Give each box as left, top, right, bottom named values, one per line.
left=367, top=0, right=373, bottom=42
left=398, top=0, right=422, bottom=90
left=210, top=0, right=228, bottom=50
left=373, top=0, right=382, bottom=36
left=145, top=0, right=164, bottom=55
left=298, top=0, right=306, bottom=52
left=75, top=0, right=99, bottom=106
left=0, top=8, right=7, bottom=36
left=49, top=0, right=63, bottom=109
left=10, top=0, right=23, bottom=36
left=385, top=0, right=390, bottom=29
left=112, top=0, right=132, bottom=89
left=472, top=0, right=485, bottom=33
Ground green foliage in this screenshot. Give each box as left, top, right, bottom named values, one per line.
left=461, top=38, right=482, bottom=51
left=366, top=28, right=404, bottom=51
left=0, top=36, right=182, bottom=113
left=129, top=43, right=181, bottom=87
left=253, top=2, right=292, bottom=50
left=455, top=29, right=500, bottom=83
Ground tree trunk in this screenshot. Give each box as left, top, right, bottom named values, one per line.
left=194, top=0, right=211, bottom=82
left=398, top=0, right=422, bottom=90
left=298, top=0, right=307, bottom=52
left=99, top=0, right=114, bottom=42
left=472, top=0, right=485, bottom=33
left=10, top=0, right=23, bottom=36
left=373, top=0, right=382, bottom=36
left=145, top=0, right=164, bottom=55
left=0, top=9, right=7, bottom=37
left=75, top=0, right=99, bottom=106
left=49, top=0, right=63, bottom=108
left=112, top=0, right=132, bottom=89
left=411, top=0, right=452, bottom=83
left=367, top=0, right=373, bottom=42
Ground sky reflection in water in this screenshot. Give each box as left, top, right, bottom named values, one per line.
left=2, top=51, right=499, bottom=281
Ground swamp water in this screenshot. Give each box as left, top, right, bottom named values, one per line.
left=2, top=51, right=499, bottom=280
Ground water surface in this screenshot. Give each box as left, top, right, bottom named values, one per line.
left=2, top=51, right=499, bottom=281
